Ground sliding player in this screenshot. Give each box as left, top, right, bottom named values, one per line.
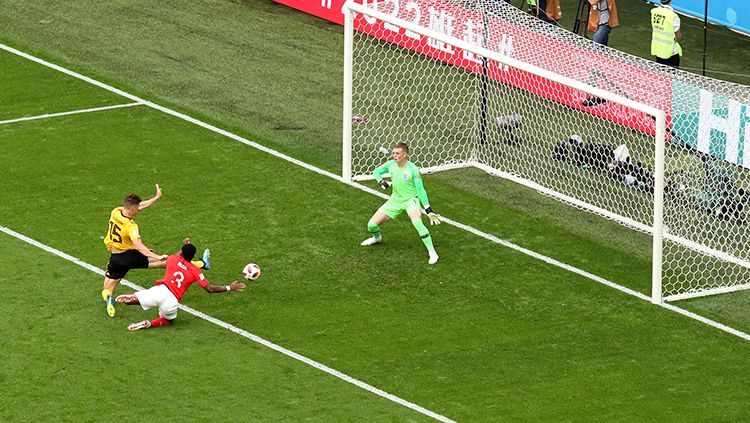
left=360, top=142, right=442, bottom=264
left=116, top=242, right=244, bottom=331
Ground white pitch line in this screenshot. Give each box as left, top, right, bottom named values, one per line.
left=0, top=225, right=456, bottom=423
left=0, top=41, right=746, bottom=359
left=0, top=102, right=143, bottom=125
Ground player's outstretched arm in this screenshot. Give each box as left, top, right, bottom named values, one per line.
left=139, top=183, right=162, bottom=210
left=133, top=237, right=167, bottom=261
left=203, top=280, right=246, bottom=293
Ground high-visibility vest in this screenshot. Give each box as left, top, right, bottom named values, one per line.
left=528, top=0, right=537, bottom=6
left=651, top=7, right=682, bottom=59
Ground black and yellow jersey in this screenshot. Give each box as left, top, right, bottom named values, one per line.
left=103, top=207, right=140, bottom=252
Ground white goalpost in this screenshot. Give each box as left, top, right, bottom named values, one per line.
left=341, top=0, right=750, bottom=304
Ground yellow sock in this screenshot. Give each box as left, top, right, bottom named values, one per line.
left=191, top=260, right=205, bottom=269
left=102, top=289, right=112, bottom=301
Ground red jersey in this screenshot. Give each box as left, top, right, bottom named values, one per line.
left=155, top=254, right=208, bottom=301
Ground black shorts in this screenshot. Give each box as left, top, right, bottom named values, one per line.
left=105, top=250, right=149, bottom=280
left=656, top=54, right=680, bottom=68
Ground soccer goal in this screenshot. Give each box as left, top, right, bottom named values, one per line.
left=341, top=0, right=750, bottom=304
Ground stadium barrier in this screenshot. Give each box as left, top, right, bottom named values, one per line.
left=273, top=0, right=352, bottom=25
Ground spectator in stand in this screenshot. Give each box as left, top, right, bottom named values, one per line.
left=527, top=0, right=561, bottom=26
left=587, top=0, right=619, bottom=46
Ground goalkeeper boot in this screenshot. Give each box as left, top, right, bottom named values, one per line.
left=127, top=320, right=151, bottom=331
left=428, top=252, right=439, bottom=265
left=360, top=236, right=382, bottom=246
left=201, top=248, right=211, bottom=270
left=106, top=295, right=116, bottom=318
left=116, top=294, right=139, bottom=305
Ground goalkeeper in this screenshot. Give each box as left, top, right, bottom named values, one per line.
left=360, top=142, right=441, bottom=264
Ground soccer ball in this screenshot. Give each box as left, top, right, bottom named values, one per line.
left=242, top=263, right=261, bottom=281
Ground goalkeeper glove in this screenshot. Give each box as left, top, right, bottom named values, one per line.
left=378, top=180, right=391, bottom=190
left=424, top=206, right=442, bottom=225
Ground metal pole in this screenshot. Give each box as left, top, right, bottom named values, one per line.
left=480, top=60, right=488, bottom=146
left=703, top=0, right=708, bottom=76
left=342, top=3, right=354, bottom=182
left=652, top=110, right=667, bottom=304
left=479, top=7, right=489, bottom=146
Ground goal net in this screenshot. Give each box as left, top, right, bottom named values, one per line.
left=342, top=0, right=750, bottom=303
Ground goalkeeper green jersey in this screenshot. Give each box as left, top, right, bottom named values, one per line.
left=374, top=160, right=430, bottom=207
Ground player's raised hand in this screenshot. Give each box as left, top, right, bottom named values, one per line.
left=139, top=184, right=163, bottom=210
left=424, top=206, right=442, bottom=225
left=230, top=280, right=246, bottom=292
left=378, top=180, right=390, bottom=190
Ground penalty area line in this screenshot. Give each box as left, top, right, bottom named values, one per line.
left=0, top=102, right=144, bottom=125
left=0, top=225, right=457, bottom=423
left=2, top=42, right=749, bottom=344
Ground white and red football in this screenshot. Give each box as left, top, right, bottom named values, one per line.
left=242, top=263, right=261, bottom=281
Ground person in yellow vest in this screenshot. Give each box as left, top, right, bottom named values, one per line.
left=587, top=0, right=619, bottom=46
left=651, top=0, right=682, bottom=68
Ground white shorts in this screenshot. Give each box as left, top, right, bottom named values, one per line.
left=135, top=284, right=179, bottom=320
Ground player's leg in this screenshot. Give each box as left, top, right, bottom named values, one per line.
left=127, top=286, right=176, bottom=331
left=182, top=238, right=210, bottom=270
left=190, top=249, right=210, bottom=270
left=362, top=200, right=402, bottom=246
left=147, top=257, right=167, bottom=268
left=361, top=210, right=389, bottom=246
left=115, top=293, right=140, bottom=305
left=104, top=251, right=150, bottom=317
left=101, top=277, right=120, bottom=301
left=407, top=201, right=438, bottom=264
left=102, top=253, right=123, bottom=302
left=146, top=253, right=209, bottom=270
left=102, top=276, right=121, bottom=318
left=127, top=316, right=173, bottom=331
left=127, top=320, right=152, bottom=330
left=102, top=252, right=127, bottom=317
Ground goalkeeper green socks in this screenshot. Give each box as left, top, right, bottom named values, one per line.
left=367, top=220, right=381, bottom=239
left=411, top=217, right=435, bottom=253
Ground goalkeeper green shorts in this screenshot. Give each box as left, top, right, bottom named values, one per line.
left=378, top=197, right=421, bottom=219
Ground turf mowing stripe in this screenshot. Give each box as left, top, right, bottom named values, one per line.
left=0, top=102, right=144, bottom=125
left=1, top=42, right=748, bottom=345
left=0, top=225, right=457, bottom=423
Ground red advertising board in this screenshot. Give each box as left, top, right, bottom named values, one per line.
left=273, top=0, right=349, bottom=25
